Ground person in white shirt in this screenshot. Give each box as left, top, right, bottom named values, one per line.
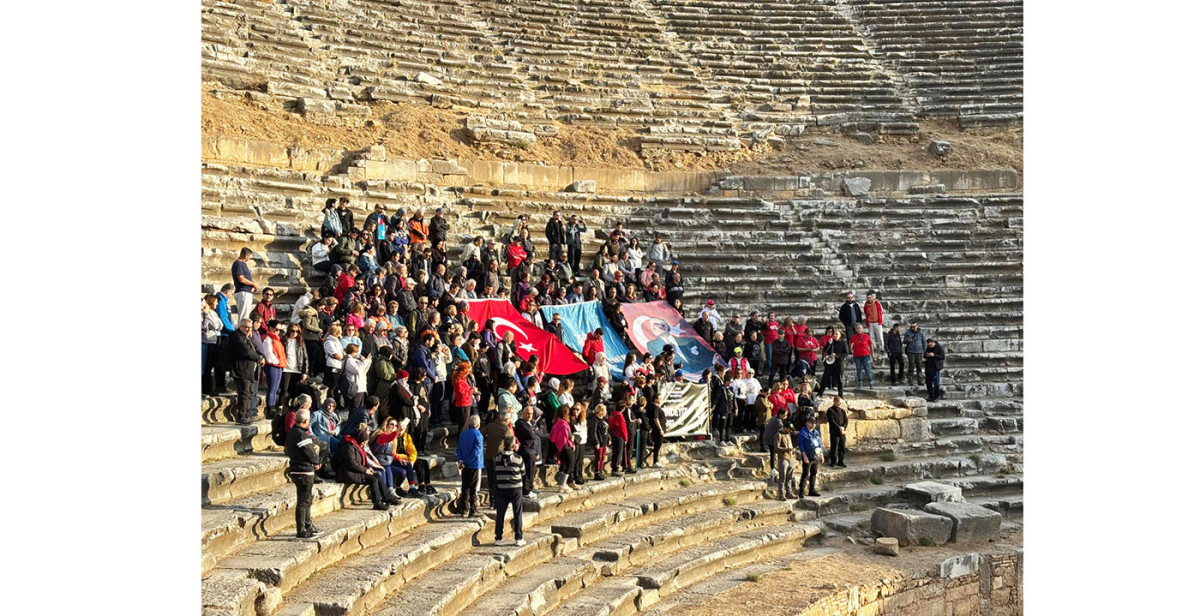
left=311, top=235, right=334, bottom=273
left=626, top=237, right=645, bottom=272
left=342, top=343, right=373, bottom=409
left=732, top=368, right=762, bottom=433
left=700, top=300, right=722, bottom=329
left=290, top=287, right=316, bottom=324
left=323, top=323, right=346, bottom=391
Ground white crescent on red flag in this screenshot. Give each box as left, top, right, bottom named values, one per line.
left=462, top=299, right=590, bottom=375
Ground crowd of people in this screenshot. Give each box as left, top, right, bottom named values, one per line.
left=200, top=198, right=949, bottom=535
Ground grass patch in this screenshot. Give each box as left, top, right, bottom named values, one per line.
left=746, top=573, right=761, bottom=583
left=679, top=478, right=693, bottom=487
left=723, top=496, right=738, bottom=506
left=849, top=502, right=870, bottom=513
left=880, top=453, right=898, bottom=462
left=918, top=538, right=936, bottom=547
left=869, top=476, right=885, bottom=485
left=968, top=453, right=983, bottom=464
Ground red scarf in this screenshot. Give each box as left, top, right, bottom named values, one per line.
left=342, top=435, right=367, bottom=467
left=267, top=330, right=288, bottom=369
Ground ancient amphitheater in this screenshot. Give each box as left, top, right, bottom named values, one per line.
left=201, top=1, right=1024, bottom=614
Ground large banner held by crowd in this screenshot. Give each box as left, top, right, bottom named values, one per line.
left=619, top=301, right=717, bottom=380
left=657, top=380, right=711, bottom=438
left=463, top=299, right=589, bottom=375
left=539, top=301, right=629, bottom=380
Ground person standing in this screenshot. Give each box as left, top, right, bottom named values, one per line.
left=850, top=324, right=874, bottom=388
left=285, top=408, right=322, bottom=538
left=826, top=396, right=849, bottom=468
left=565, top=214, right=586, bottom=273
left=607, top=402, right=630, bottom=475
left=455, top=414, right=484, bottom=517
left=231, top=247, right=258, bottom=325
left=590, top=405, right=610, bottom=480
left=428, top=207, right=450, bottom=247
left=863, top=293, right=885, bottom=358
left=202, top=294, right=224, bottom=395
left=797, top=416, right=823, bottom=498
left=903, top=323, right=927, bottom=386
left=774, top=425, right=796, bottom=500
left=816, top=330, right=848, bottom=398
left=230, top=319, right=264, bottom=424
left=763, top=312, right=781, bottom=374
left=884, top=324, right=906, bottom=385
left=924, top=338, right=946, bottom=401
left=483, top=409, right=515, bottom=507
left=492, top=434, right=527, bottom=546
left=514, top=406, right=541, bottom=497
left=713, top=374, right=736, bottom=443
left=838, top=292, right=863, bottom=342
left=545, top=211, right=566, bottom=266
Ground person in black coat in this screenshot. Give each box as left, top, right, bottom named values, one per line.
left=924, top=339, right=946, bottom=401
left=335, top=424, right=392, bottom=510
left=884, top=324, right=906, bottom=385
left=825, top=396, right=849, bottom=467
left=816, top=330, right=848, bottom=398
left=513, top=406, right=541, bottom=496
left=285, top=408, right=322, bottom=537
left=230, top=319, right=264, bottom=424
left=838, top=293, right=863, bottom=341
left=713, top=374, right=737, bottom=443
left=545, top=211, right=567, bottom=263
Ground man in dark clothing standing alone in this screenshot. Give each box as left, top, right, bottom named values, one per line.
left=286, top=408, right=322, bottom=538
left=825, top=396, right=849, bottom=468
left=545, top=211, right=567, bottom=267
left=838, top=292, right=863, bottom=341
left=924, top=339, right=946, bottom=401
left=231, top=318, right=264, bottom=424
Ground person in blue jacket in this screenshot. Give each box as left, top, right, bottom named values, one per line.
left=797, top=415, right=824, bottom=498
left=455, top=414, right=484, bottom=517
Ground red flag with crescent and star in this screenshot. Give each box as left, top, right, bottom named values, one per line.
left=462, top=299, right=590, bottom=375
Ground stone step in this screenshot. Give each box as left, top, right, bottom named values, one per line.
left=202, top=421, right=279, bottom=462
left=203, top=454, right=290, bottom=506
left=202, top=480, right=380, bottom=573
left=204, top=494, right=452, bottom=599
left=275, top=468, right=704, bottom=616
left=458, top=500, right=796, bottom=616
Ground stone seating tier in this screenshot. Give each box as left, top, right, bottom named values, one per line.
left=202, top=0, right=1023, bottom=137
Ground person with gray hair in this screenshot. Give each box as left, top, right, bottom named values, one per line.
left=285, top=405, right=321, bottom=538
left=454, top=414, right=484, bottom=516
left=492, top=433, right=526, bottom=546
left=230, top=317, right=265, bottom=424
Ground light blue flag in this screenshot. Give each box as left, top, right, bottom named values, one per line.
left=540, top=301, right=630, bottom=380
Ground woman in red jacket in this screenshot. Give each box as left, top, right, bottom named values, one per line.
left=582, top=329, right=605, bottom=366
left=451, top=361, right=477, bottom=429
left=607, top=401, right=631, bottom=475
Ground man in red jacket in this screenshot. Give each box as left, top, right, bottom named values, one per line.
left=863, top=293, right=885, bottom=359
left=850, top=324, right=874, bottom=388
left=582, top=329, right=605, bottom=365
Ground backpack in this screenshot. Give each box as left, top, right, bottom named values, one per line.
left=271, top=414, right=287, bottom=447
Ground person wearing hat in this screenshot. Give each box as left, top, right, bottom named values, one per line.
left=797, top=415, right=824, bottom=498
left=701, top=299, right=722, bottom=328
left=838, top=292, right=863, bottom=342
left=774, top=423, right=797, bottom=500
left=924, top=338, right=946, bottom=401
left=429, top=207, right=450, bottom=246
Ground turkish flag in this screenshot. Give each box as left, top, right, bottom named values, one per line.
left=462, top=299, right=590, bottom=375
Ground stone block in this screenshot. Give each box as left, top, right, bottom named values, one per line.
left=415, top=71, right=443, bottom=86
left=938, top=553, right=981, bottom=579
left=925, top=502, right=1002, bottom=543
left=928, top=140, right=952, bottom=156
left=843, top=177, right=871, bottom=197
left=854, top=419, right=900, bottom=442
left=900, top=417, right=931, bottom=441
left=851, top=132, right=875, bottom=145
left=431, top=160, right=466, bottom=175
left=870, top=508, right=952, bottom=547
left=365, top=145, right=387, bottom=161
left=875, top=537, right=900, bottom=556
left=904, top=481, right=963, bottom=504
left=568, top=179, right=597, bottom=193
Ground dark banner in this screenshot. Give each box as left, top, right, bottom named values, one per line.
left=657, top=380, right=711, bottom=438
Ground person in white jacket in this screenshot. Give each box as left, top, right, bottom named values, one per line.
left=342, top=343, right=373, bottom=410
left=311, top=235, right=333, bottom=273
left=202, top=295, right=223, bottom=387
left=323, top=323, right=346, bottom=391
